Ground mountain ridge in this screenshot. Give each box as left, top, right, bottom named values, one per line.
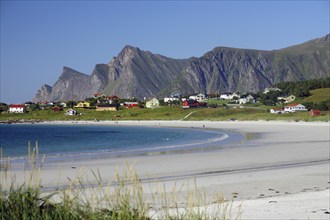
left=32, top=34, right=330, bottom=102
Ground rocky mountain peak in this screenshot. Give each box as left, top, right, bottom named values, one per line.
left=32, top=34, right=329, bottom=102
left=32, top=84, right=52, bottom=103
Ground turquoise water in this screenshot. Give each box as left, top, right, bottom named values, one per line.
left=0, top=124, right=242, bottom=162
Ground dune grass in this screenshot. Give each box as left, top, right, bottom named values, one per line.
left=0, top=145, right=240, bottom=220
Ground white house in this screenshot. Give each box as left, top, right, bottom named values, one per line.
left=164, top=93, right=180, bottom=103
left=270, top=108, right=284, bottom=114
left=65, top=109, right=78, bottom=116
left=189, top=93, right=206, bottom=101
left=220, top=93, right=239, bottom=100
left=146, top=98, right=160, bottom=108
left=59, top=102, right=67, bottom=108
left=164, top=97, right=179, bottom=103
left=284, top=104, right=307, bottom=113
left=239, top=94, right=256, bottom=104
left=9, top=104, right=26, bottom=113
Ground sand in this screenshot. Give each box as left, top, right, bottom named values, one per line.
left=2, top=120, right=330, bottom=219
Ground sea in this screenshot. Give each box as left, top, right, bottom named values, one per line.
left=0, top=124, right=243, bottom=164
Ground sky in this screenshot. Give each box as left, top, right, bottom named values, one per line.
left=0, top=1, right=329, bottom=104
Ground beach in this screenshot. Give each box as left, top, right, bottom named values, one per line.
left=2, top=120, right=330, bottom=219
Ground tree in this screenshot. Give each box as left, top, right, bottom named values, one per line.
left=138, top=101, right=144, bottom=108
left=159, top=100, right=165, bottom=106
left=66, top=101, right=77, bottom=108
left=294, top=86, right=310, bottom=98
left=85, top=98, right=97, bottom=106
left=0, top=103, right=8, bottom=112
left=316, top=101, right=329, bottom=111
left=302, top=102, right=314, bottom=111
left=27, top=103, right=40, bottom=111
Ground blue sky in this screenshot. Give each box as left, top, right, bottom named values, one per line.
left=1, top=1, right=329, bottom=103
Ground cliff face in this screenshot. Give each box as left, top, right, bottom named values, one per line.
left=32, top=34, right=329, bottom=102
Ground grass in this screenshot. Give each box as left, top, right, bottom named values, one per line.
left=300, top=88, right=330, bottom=103
left=0, top=145, right=240, bottom=220
left=183, top=107, right=329, bottom=122
left=1, top=101, right=329, bottom=122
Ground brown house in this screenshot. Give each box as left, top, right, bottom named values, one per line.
left=52, top=106, right=63, bottom=112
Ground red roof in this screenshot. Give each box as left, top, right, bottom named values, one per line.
left=9, top=104, right=25, bottom=108
left=107, top=95, right=120, bottom=99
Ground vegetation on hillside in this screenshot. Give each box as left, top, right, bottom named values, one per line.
left=1, top=104, right=329, bottom=122
left=1, top=77, right=329, bottom=122
left=275, top=77, right=330, bottom=98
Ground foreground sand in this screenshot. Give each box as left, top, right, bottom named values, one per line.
left=3, top=120, right=330, bottom=219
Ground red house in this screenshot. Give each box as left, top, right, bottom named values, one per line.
left=182, top=100, right=207, bottom=109
left=309, top=109, right=321, bottom=116
left=9, top=104, right=26, bottom=113
left=124, top=102, right=139, bottom=109
left=107, top=95, right=120, bottom=103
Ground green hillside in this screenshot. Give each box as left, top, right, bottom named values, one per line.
left=301, top=88, right=330, bottom=103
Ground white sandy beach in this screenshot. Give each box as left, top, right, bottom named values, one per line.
left=2, top=120, right=330, bottom=219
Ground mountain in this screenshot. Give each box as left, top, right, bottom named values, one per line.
left=32, top=34, right=329, bottom=102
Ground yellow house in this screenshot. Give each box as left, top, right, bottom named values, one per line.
left=277, top=95, right=296, bottom=103
left=96, top=104, right=118, bottom=111
left=74, top=101, right=91, bottom=108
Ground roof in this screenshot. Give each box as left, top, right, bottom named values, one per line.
left=9, top=104, right=25, bottom=108
left=285, top=103, right=305, bottom=107
left=285, top=103, right=299, bottom=107
left=183, top=99, right=199, bottom=104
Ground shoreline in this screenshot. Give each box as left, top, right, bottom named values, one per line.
left=1, top=120, right=329, bottom=219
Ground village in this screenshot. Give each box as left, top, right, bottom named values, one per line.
left=2, top=86, right=324, bottom=118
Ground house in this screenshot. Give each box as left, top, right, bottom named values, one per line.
left=270, top=108, right=284, bottom=114
left=59, top=102, right=67, bottom=108
left=146, top=98, right=160, bottom=108
left=239, top=94, right=256, bottom=104
left=39, top=102, right=53, bottom=110
left=107, top=95, right=120, bottom=104
left=124, top=102, right=139, bottom=109
left=189, top=93, right=206, bottom=102
left=9, top=104, right=26, bottom=113
left=277, top=95, right=296, bottom=103
left=52, top=106, right=63, bottom=112
left=284, top=104, right=307, bottom=113
left=220, top=93, right=239, bottom=100
left=164, top=96, right=179, bottom=103
left=96, top=104, right=119, bottom=111
left=309, top=109, right=321, bottom=116
left=74, top=101, right=90, bottom=108
left=164, top=93, right=180, bottom=103
left=182, top=100, right=207, bottom=109
left=65, top=109, right=78, bottom=116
